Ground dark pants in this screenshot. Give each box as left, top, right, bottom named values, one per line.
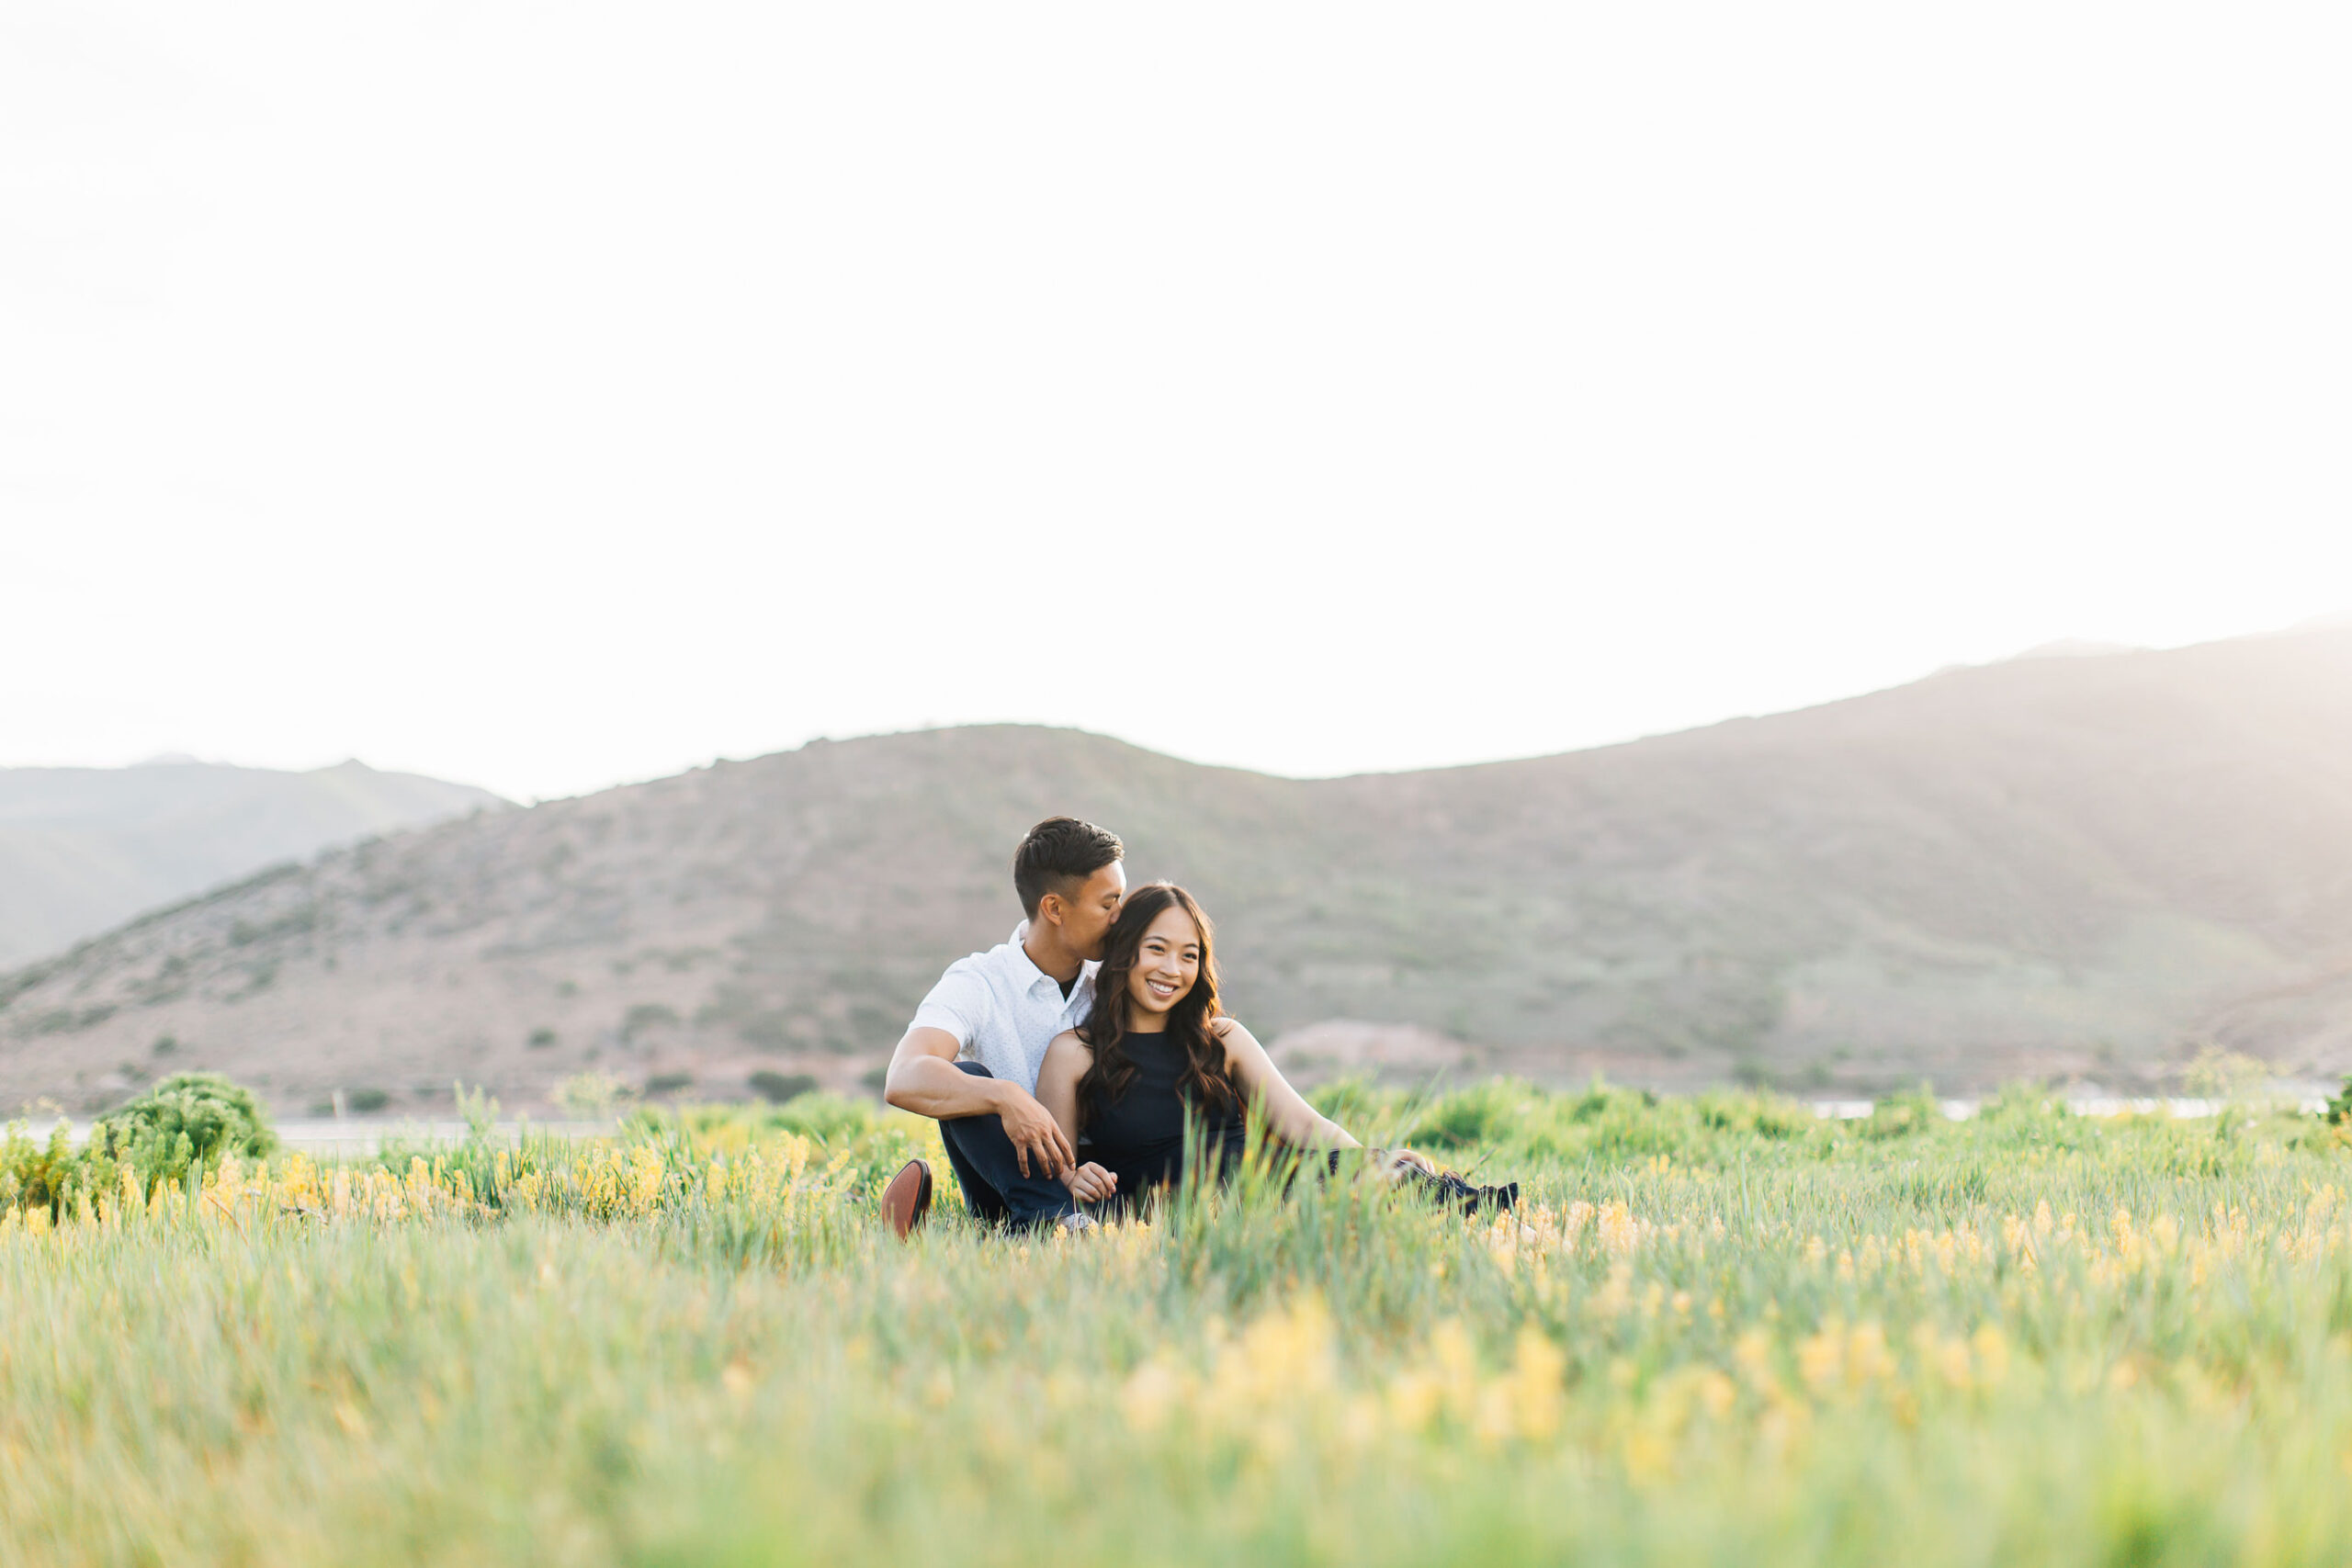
left=936, top=1063, right=1078, bottom=1230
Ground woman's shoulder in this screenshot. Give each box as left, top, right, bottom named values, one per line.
left=1208, top=1015, right=1262, bottom=1054
left=1037, top=1030, right=1092, bottom=1096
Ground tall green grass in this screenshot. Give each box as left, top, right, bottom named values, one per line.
left=2, top=1080, right=2348, bottom=1566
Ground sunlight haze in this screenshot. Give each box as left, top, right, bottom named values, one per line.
left=5, top=2, right=2346, bottom=802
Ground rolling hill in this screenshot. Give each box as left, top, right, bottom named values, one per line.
left=0, top=760, right=507, bottom=970
left=6, top=626, right=2351, bottom=1114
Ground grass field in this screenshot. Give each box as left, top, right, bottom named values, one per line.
left=5, top=1081, right=2352, bottom=1566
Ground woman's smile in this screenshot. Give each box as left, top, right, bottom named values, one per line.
left=1120, top=902, right=1204, bottom=1023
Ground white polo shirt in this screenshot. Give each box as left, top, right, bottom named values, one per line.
left=909, top=921, right=1099, bottom=1094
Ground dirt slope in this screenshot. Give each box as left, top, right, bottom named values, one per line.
left=6, top=626, right=2350, bottom=1113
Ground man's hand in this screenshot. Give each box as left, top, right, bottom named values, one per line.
left=1061, top=1161, right=1117, bottom=1203
left=997, top=1085, right=1076, bottom=1179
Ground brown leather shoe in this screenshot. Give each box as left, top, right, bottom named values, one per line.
left=882, top=1158, right=933, bottom=1240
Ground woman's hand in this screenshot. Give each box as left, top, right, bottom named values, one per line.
left=1371, top=1147, right=1436, bottom=1179
left=1061, top=1161, right=1118, bottom=1204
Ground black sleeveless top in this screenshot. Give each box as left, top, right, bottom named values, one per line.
left=1080, top=1031, right=1248, bottom=1208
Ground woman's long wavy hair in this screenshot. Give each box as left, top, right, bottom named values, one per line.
left=1075, top=883, right=1238, bottom=1124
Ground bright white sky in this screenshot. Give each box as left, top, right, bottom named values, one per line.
left=4, top=3, right=2346, bottom=804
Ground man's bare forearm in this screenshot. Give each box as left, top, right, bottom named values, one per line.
left=883, top=1052, right=1015, bottom=1120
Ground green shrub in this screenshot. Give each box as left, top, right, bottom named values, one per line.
left=1412, top=1079, right=1528, bottom=1150
left=85, top=1071, right=277, bottom=1190
left=623, top=1004, right=680, bottom=1039
left=346, top=1087, right=392, bottom=1113
left=0, top=1118, right=77, bottom=1216
left=1861, top=1083, right=1941, bottom=1140
left=1534, top=1084, right=1687, bottom=1161
left=761, top=1092, right=878, bottom=1146
left=1692, top=1089, right=1811, bottom=1140
left=1306, top=1077, right=1384, bottom=1135
left=750, top=1071, right=818, bottom=1104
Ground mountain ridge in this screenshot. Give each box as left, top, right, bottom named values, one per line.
left=6, top=626, right=2351, bottom=1113
left=0, top=759, right=508, bottom=970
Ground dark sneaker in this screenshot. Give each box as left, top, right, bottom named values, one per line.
left=883, top=1158, right=933, bottom=1240
left=1404, top=1163, right=1518, bottom=1215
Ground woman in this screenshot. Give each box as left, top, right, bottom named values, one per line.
left=1035, top=883, right=1511, bottom=1216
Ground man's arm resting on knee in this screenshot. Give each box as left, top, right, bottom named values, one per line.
left=882, top=1028, right=1075, bottom=1177
left=882, top=1029, right=1004, bottom=1118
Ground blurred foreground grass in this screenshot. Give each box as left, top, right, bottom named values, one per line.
left=5, top=1080, right=2352, bottom=1566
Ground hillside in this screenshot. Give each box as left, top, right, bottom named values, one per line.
left=0, top=760, right=507, bottom=970
left=5, top=626, right=2351, bottom=1114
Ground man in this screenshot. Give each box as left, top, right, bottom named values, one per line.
left=879, top=816, right=1125, bottom=1237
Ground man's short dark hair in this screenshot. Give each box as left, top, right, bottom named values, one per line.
left=1013, top=817, right=1124, bottom=918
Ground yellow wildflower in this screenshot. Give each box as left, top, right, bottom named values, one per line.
left=1508, top=1327, right=1565, bottom=1441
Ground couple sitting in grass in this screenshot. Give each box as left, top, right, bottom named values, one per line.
left=880, top=817, right=1513, bottom=1236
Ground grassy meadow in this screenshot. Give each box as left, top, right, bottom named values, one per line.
left=6, top=1080, right=2352, bottom=1566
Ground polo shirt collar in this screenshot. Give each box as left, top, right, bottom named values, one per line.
left=1009, top=919, right=1099, bottom=997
